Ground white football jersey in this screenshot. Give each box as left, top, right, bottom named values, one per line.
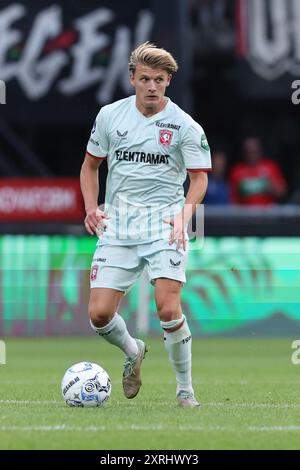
left=86, top=95, right=211, bottom=245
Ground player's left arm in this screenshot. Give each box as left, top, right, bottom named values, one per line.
left=165, top=120, right=211, bottom=250
left=184, top=170, right=208, bottom=220
left=166, top=171, right=208, bottom=251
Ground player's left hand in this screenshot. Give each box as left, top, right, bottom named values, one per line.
left=163, top=213, right=187, bottom=251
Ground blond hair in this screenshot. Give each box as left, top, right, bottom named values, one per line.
left=129, top=42, right=178, bottom=75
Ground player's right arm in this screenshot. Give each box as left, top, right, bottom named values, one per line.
left=80, top=153, right=107, bottom=236
left=81, top=108, right=109, bottom=235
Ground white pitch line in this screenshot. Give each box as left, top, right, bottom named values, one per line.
left=0, top=424, right=224, bottom=432
left=204, top=402, right=300, bottom=409
left=249, top=426, right=300, bottom=432
left=0, top=424, right=300, bottom=433
left=0, top=400, right=61, bottom=405
left=1, top=400, right=300, bottom=409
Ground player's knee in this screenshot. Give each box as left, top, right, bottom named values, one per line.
left=157, top=305, right=180, bottom=322
left=89, top=302, right=114, bottom=328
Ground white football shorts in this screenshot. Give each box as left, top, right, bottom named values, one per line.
left=90, top=239, right=188, bottom=293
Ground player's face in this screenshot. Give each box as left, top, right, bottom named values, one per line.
left=130, top=65, right=172, bottom=116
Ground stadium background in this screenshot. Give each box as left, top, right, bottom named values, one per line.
left=1, top=0, right=299, bottom=337
left=1, top=0, right=300, bottom=451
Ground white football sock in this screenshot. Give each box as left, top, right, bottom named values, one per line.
left=160, top=315, right=194, bottom=395
left=90, top=313, right=138, bottom=358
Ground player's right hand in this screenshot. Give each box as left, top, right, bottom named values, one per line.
left=84, top=207, right=109, bottom=236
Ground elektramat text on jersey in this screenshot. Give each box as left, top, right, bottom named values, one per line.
left=115, top=150, right=170, bottom=165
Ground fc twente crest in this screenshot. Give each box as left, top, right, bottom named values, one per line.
left=159, top=130, right=173, bottom=145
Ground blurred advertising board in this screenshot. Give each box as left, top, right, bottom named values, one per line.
left=0, top=178, right=83, bottom=221
left=0, top=0, right=189, bottom=123
left=0, top=236, right=300, bottom=336
left=236, top=0, right=300, bottom=98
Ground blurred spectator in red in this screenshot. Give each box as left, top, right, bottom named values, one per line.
left=230, top=137, right=287, bottom=205
left=204, top=150, right=229, bottom=205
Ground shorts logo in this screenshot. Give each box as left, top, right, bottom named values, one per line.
left=90, top=265, right=99, bottom=281
left=159, top=130, right=173, bottom=145
left=170, top=258, right=181, bottom=267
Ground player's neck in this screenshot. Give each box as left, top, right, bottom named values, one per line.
left=136, top=97, right=168, bottom=118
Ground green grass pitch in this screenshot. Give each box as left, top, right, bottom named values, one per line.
left=0, top=337, right=299, bottom=450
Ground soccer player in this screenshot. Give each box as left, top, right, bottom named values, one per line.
left=80, top=42, right=211, bottom=407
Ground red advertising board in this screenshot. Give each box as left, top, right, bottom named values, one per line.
left=0, top=178, right=84, bottom=221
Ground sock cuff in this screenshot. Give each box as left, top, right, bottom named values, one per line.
left=161, top=315, right=191, bottom=344
left=160, top=315, right=186, bottom=333
left=90, top=313, right=118, bottom=335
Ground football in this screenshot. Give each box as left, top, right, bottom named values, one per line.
left=61, top=361, right=111, bottom=407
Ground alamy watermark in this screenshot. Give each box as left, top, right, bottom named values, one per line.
left=291, top=340, right=300, bottom=365
left=0, top=340, right=6, bottom=364
left=0, top=80, right=6, bottom=104
left=291, top=80, right=300, bottom=105
left=96, top=200, right=204, bottom=250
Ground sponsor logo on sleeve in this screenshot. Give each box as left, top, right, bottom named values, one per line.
left=201, top=134, right=210, bottom=151
left=89, top=137, right=99, bottom=146
left=91, top=120, right=97, bottom=134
